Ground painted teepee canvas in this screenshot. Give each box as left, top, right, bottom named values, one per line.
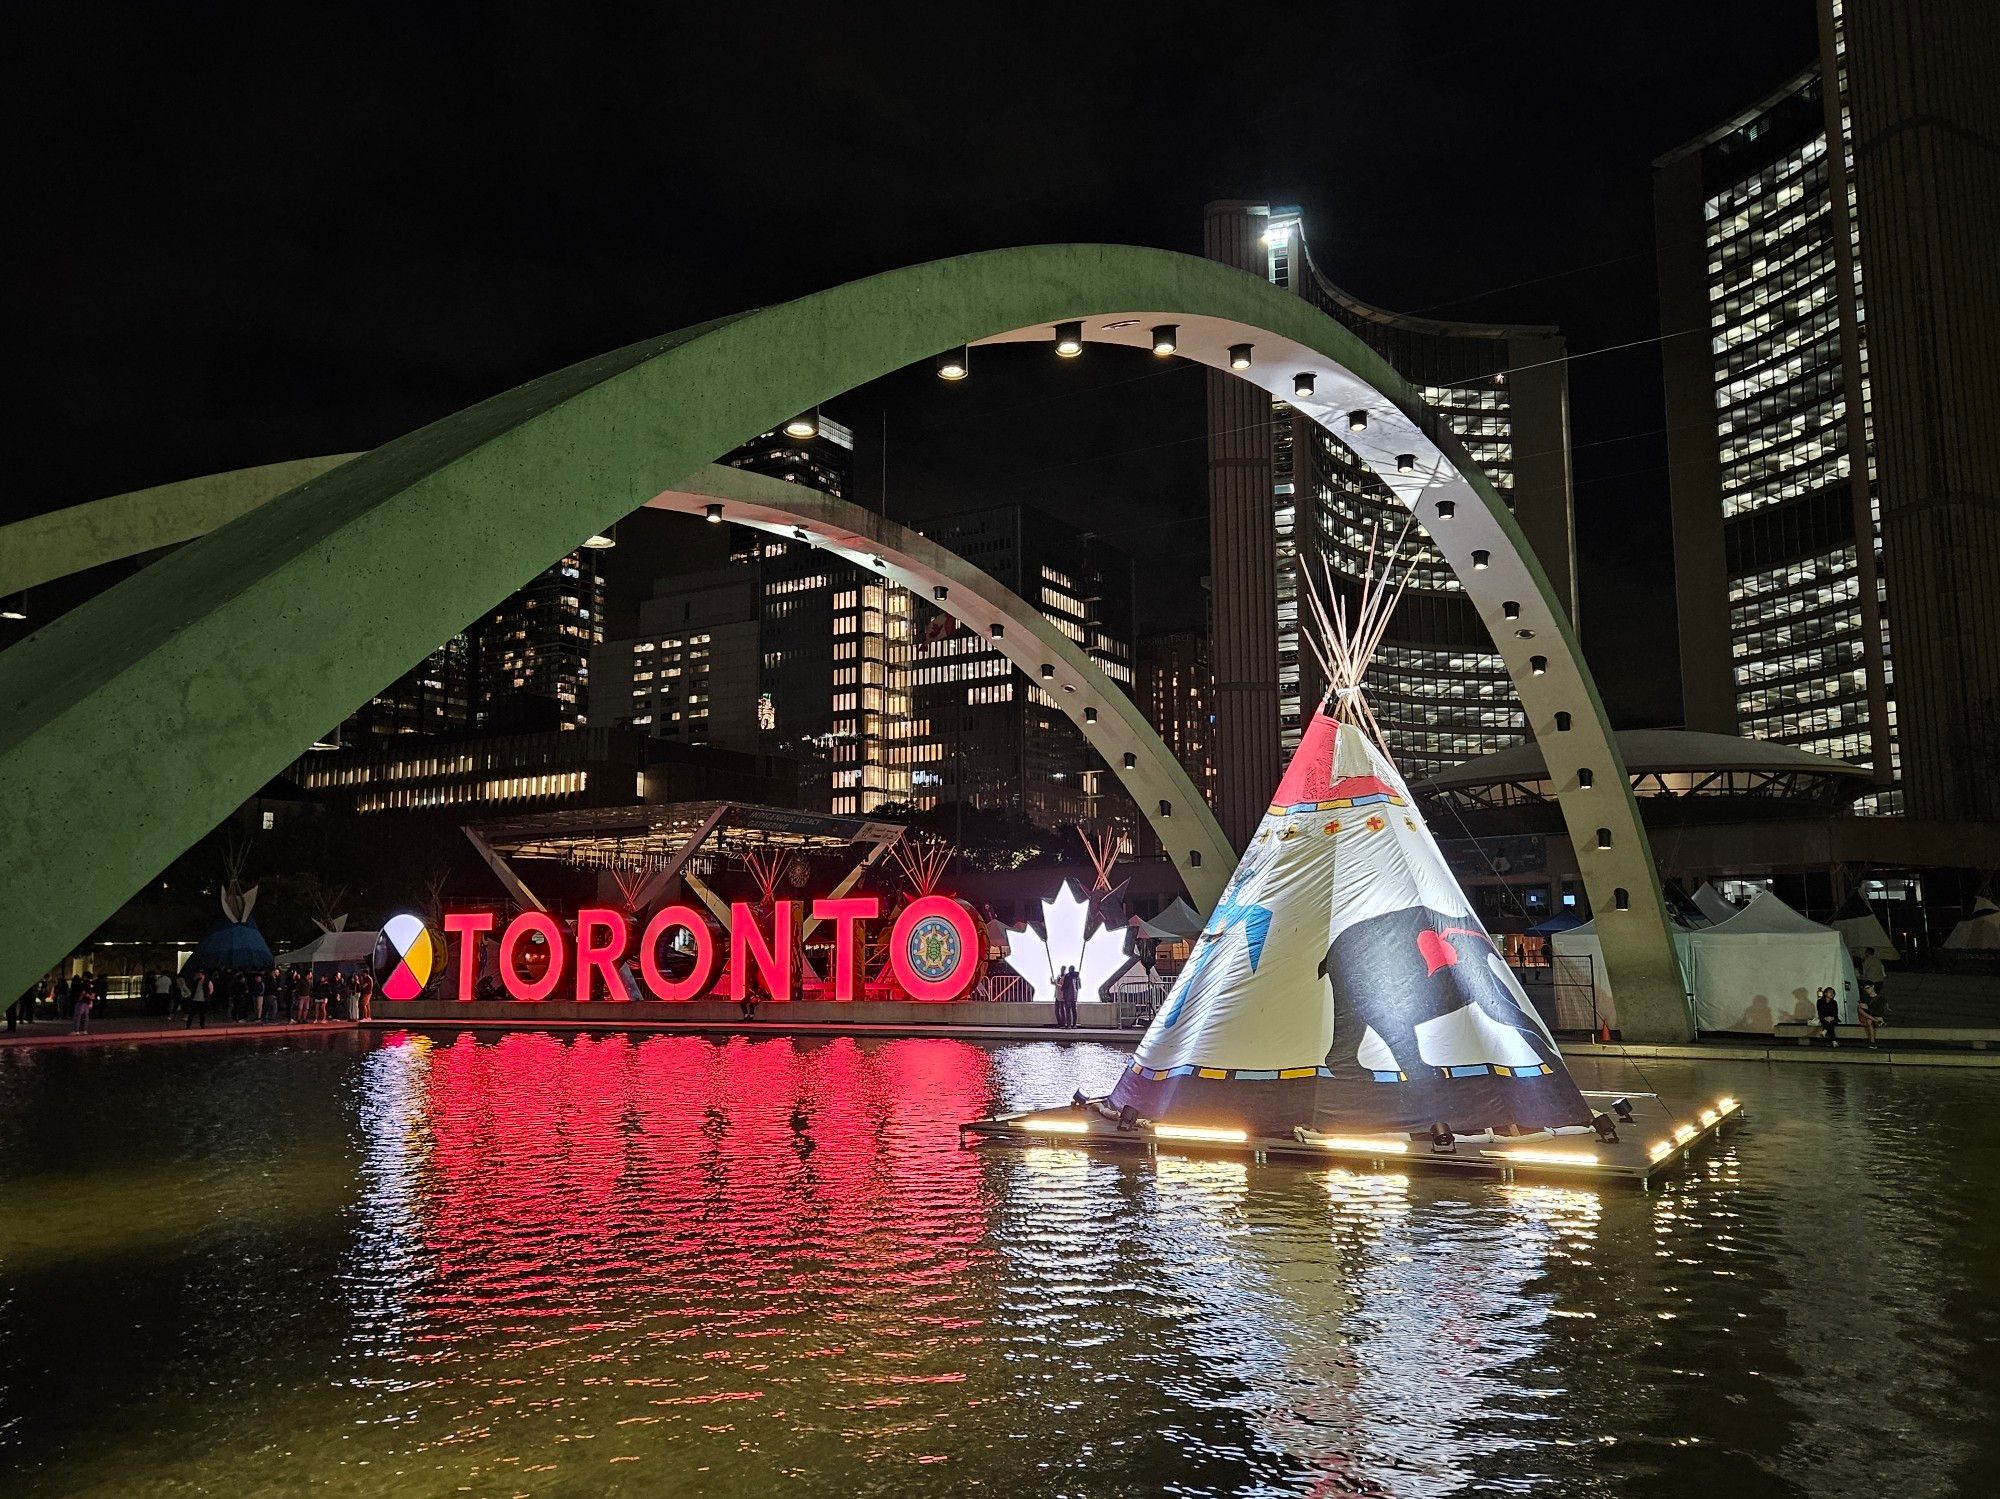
left=1108, top=524, right=1592, bottom=1139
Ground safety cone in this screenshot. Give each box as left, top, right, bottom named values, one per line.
left=1598, top=1021, right=1613, bottom=1045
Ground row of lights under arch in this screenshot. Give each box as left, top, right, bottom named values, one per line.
left=935, top=327, right=1431, bottom=473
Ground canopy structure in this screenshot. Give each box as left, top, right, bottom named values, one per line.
left=1945, top=896, right=2000, bottom=951
left=273, top=929, right=378, bottom=967
left=1105, top=531, right=1593, bottom=1138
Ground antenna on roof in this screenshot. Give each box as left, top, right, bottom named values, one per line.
left=1298, top=514, right=1421, bottom=769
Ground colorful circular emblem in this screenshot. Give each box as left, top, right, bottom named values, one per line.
left=905, top=914, right=961, bottom=983
left=888, top=894, right=980, bottom=1002
left=373, top=912, right=435, bottom=1001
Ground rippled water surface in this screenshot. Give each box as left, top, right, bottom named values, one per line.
left=3, top=1031, right=1999, bottom=1496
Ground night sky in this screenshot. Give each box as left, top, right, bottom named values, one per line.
left=8, top=2, right=1818, bottom=726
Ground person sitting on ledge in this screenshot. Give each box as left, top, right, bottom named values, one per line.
left=1815, top=986, right=1841, bottom=1047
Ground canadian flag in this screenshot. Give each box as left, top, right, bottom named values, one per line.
left=916, top=608, right=959, bottom=656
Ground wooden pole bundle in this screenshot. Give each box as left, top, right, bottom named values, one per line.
left=1299, top=514, right=1422, bottom=771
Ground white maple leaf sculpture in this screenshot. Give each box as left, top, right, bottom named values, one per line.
left=1001, top=881, right=1130, bottom=1006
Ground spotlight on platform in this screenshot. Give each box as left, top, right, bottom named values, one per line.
left=1612, top=1097, right=1635, bottom=1124
left=1430, top=1123, right=1456, bottom=1154
left=1593, top=1113, right=1621, bottom=1143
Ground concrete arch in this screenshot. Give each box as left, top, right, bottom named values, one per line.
left=0, top=454, right=1234, bottom=903
left=0, top=244, right=1690, bottom=1038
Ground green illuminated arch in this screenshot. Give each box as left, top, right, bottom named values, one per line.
left=0, top=245, right=1692, bottom=1038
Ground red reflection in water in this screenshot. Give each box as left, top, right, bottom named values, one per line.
left=392, top=1032, right=1000, bottom=1353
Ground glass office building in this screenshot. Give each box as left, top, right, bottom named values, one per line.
left=1657, top=41, right=1895, bottom=809
left=1662, top=1, right=2000, bottom=824
left=908, top=506, right=1134, bottom=829
left=1203, top=202, right=1578, bottom=846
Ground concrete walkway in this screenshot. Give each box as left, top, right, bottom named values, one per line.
left=8, top=1008, right=1999, bottom=1073
left=0, top=1016, right=360, bottom=1050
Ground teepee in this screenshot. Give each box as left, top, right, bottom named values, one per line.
left=1107, top=523, right=1595, bottom=1139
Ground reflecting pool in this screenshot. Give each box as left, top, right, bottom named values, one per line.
left=2, top=1032, right=1997, bottom=1496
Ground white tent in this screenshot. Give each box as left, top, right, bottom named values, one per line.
left=1945, top=896, right=2000, bottom=951
left=1687, top=892, right=1859, bottom=1031
left=273, top=929, right=378, bottom=967
left=1145, top=897, right=1206, bottom=940
left=1832, top=909, right=1901, bottom=962
left=1554, top=890, right=1859, bottom=1033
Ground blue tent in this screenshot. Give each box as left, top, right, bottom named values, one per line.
left=184, top=920, right=274, bottom=974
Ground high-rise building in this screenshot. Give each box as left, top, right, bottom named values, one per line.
left=594, top=416, right=919, bottom=817
left=1137, top=629, right=1216, bottom=810
left=909, top=505, right=1135, bottom=829
left=342, top=632, right=481, bottom=738
left=728, top=416, right=917, bottom=816
left=1203, top=201, right=1578, bottom=847
left=1656, top=0, right=2000, bottom=820
left=334, top=548, right=605, bottom=743
left=588, top=568, right=762, bottom=751
left=474, top=550, right=606, bottom=731
left=756, top=530, right=916, bottom=817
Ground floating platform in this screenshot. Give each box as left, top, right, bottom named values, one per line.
left=961, top=1090, right=1742, bottom=1188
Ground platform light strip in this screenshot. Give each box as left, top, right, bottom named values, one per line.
left=1699, top=1108, right=1719, bottom=1127
left=1482, top=1148, right=1600, bottom=1167
left=1311, top=1137, right=1410, bottom=1155
left=1154, top=1124, right=1248, bottom=1144
left=1028, top=1119, right=1091, bottom=1135
left=1648, top=1140, right=1674, bottom=1163
left=1673, top=1124, right=1697, bottom=1144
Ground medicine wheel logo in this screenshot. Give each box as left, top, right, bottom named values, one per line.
left=905, top=913, right=963, bottom=985
left=374, top=913, right=435, bottom=1001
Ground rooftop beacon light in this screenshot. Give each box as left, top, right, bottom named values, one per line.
left=1151, top=324, right=1179, bottom=356
left=1054, top=321, right=1084, bottom=358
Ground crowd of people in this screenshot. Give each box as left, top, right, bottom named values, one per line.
left=6, top=965, right=374, bottom=1034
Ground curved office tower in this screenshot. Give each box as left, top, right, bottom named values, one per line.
left=1203, top=202, right=1578, bottom=848
left=1658, top=1, right=2000, bottom=823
